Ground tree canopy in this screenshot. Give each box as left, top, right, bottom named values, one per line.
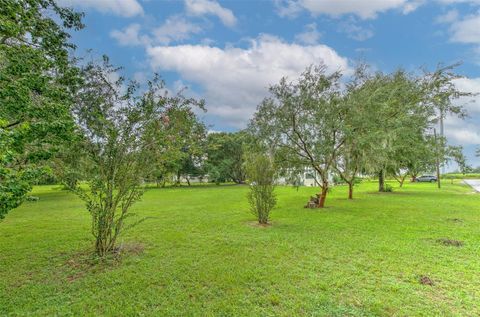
left=0, top=0, right=83, bottom=219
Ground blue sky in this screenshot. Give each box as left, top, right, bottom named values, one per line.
left=60, top=0, right=480, bottom=168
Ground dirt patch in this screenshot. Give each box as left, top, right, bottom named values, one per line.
left=246, top=221, right=273, bottom=228
left=446, top=218, right=463, bottom=223
left=436, top=238, right=464, bottom=247
left=419, top=275, right=434, bottom=286
left=63, top=241, right=145, bottom=282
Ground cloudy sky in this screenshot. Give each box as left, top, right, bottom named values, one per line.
left=62, top=0, right=480, bottom=168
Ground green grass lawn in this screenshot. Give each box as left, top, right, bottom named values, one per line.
left=1, top=181, right=480, bottom=316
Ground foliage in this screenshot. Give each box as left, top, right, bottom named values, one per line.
left=336, top=63, right=471, bottom=193
left=146, top=100, right=206, bottom=187
left=68, top=58, right=205, bottom=256
left=245, top=153, right=276, bottom=224
left=447, top=145, right=471, bottom=175
left=205, top=131, right=248, bottom=184
left=0, top=0, right=83, bottom=218
left=250, top=65, right=345, bottom=207
left=384, top=184, right=394, bottom=192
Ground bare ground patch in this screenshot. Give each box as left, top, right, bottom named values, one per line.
left=419, top=275, right=435, bottom=286
left=446, top=218, right=463, bottom=223
left=246, top=221, right=273, bottom=228
left=436, top=238, right=464, bottom=247
left=62, top=241, right=146, bottom=282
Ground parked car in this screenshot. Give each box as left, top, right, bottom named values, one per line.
left=416, top=175, right=437, bottom=183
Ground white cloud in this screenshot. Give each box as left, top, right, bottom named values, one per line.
left=435, top=9, right=459, bottom=24
left=275, top=0, right=420, bottom=19
left=152, top=15, right=203, bottom=45
left=449, top=13, right=480, bottom=44
left=57, top=0, right=143, bottom=17
left=110, top=24, right=150, bottom=46
left=295, top=23, right=321, bottom=44
left=443, top=78, right=480, bottom=146
left=438, top=0, right=480, bottom=4
left=452, top=77, right=480, bottom=114
left=446, top=125, right=480, bottom=143
left=339, top=19, right=374, bottom=41
left=402, top=0, right=425, bottom=14
left=185, top=0, right=237, bottom=27
left=146, top=34, right=350, bottom=128
left=274, top=0, right=303, bottom=18
left=110, top=16, right=203, bottom=47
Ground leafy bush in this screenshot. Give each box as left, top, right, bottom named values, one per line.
left=245, top=153, right=276, bottom=225
left=332, top=174, right=345, bottom=185
left=385, top=184, right=394, bottom=192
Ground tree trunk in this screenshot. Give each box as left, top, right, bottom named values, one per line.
left=175, top=171, right=181, bottom=186
left=378, top=170, right=385, bottom=192
left=186, top=176, right=191, bottom=186
left=348, top=182, right=353, bottom=199
left=399, top=177, right=405, bottom=188
left=318, top=185, right=328, bottom=208
left=434, top=128, right=441, bottom=189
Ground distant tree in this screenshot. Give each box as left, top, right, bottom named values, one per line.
left=69, top=58, right=205, bottom=256
left=250, top=65, right=345, bottom=208
left=421, top=63, right=475, bottom=188
left=447, top=146, right=471, bottom=175
left=245, top=153, right=276, bottom=225
left=205, top=131, right=248, bottom=184
left=150, top=105, right=206, bottom=186
left=406, top=136, right=437, bottom=182
left=338, top=68, right=431, bottom=192
left=0, top=0, right=83, bottom=219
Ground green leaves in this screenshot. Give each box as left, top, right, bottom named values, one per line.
left=245, top=153, right=276, bottom=224
left=205, top=131, right=248, bottom=184
left=0, top=0, right=83, bottom=218
left=66, top=59, right=207, bottom=255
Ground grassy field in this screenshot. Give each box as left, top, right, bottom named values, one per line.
left=1, top=181, right=480, bottom=316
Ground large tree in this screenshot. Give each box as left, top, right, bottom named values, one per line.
left=0, top=0, right=83, bottom=219
left=421, top=64, right=474, bottom=188
left=68, top=58, right=205, bottom=256
left=250, top=65, right=345, bottom=208
left=204, top=131, right=248, bottom=184
left=147, top=104, right=206, bottom=186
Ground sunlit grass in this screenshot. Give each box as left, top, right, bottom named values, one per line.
left=1, top=180, right=479, bottom=316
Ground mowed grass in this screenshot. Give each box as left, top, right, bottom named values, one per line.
left=1, top=181, right=480, bottom=316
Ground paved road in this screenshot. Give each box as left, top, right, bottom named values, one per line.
left=464, top=179, right=480, bottom=192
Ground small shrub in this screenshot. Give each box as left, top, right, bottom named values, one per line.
left=332, top=174, right=345, bottom=185
left=385, top=184, right=394, bottom=192
left=353, top=177, right=363, bottom=185
left=245, top=153, right=276, bottom=225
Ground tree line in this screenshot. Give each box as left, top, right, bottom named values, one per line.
left=249, top=64, right=472, bottom=207
left=0, top=0, right=474, bottom=256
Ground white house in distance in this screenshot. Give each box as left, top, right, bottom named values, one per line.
left=277, top=167, right=334, bottom=187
